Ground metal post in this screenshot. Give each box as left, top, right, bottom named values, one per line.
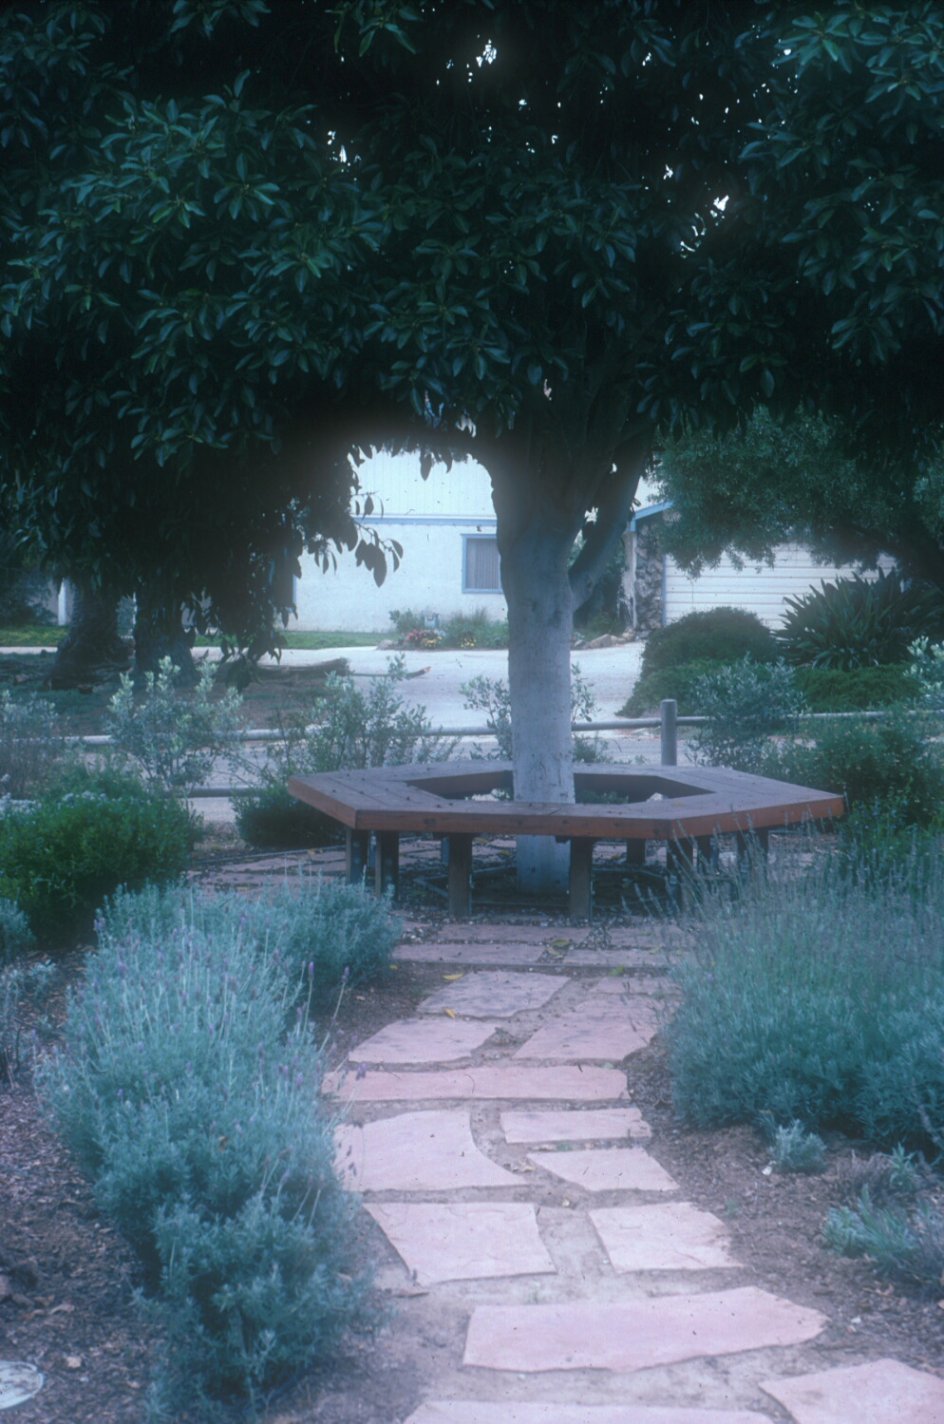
left=660, top=698, right=678, bottom=766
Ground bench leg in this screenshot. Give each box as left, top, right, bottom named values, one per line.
left=446, top=834, right=473, bottom=918
left=569, top=839, right=595, bottom=922
left=346, top=830, right=370, bottom=886
left=625, top=837, right=647, bottom=867
left=375, top=832, right=400, bottom=899
left=696, top=835, right=718, bottom=873
left=736, top=827, right=769, bottom=873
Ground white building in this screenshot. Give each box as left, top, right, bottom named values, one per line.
left=291, top=451, right=506, bottom=632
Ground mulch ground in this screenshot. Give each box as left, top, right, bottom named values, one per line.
left=2, top=838, right=944, bottom=1422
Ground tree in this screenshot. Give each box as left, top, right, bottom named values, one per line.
left=657, top=408, right=944, bottom=593
left=3, top=2, right=943, bottom=885
left=0, top=1, right=399, bottom=681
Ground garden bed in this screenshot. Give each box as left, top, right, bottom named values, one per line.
left=3, top=837, right=944, bottom=1422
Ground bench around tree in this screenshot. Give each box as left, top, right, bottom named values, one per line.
left=287, top=761, right=845, bottom=920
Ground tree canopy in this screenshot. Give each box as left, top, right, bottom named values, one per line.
left=2, top=2, right=943, bottom=825
left=658, top=408, right=944, bottom=592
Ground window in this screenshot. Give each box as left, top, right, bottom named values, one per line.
left=463, top=535, right=502, bottom=593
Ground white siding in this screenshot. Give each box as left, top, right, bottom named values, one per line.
left=663, top=544, right=896, bottom=629
left=291, top=451, right=506, bottom=631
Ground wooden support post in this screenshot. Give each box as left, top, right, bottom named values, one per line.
left=569, top=838, right=595, bottom=922
left=346, top=829, right=370, bottom=886
left=375, top=831, right=400, bottom=898
left=736, top=827, right=770, bottom=873
left=660, top=699, right=678, bottom=766
left=625, top=837, right=647, bottom=867
left=446, top=834, right=474, bottom=918
left=695, top=835, right=718, bottom=873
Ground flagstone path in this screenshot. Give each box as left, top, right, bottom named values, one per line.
left=324, top=918, right=944, bottom=1424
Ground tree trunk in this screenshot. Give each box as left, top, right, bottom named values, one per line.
left=133, top=584, right=197, bottom=685
left=48, top=579, right=130, bottom=689
left=499, top=507, right=577, bottom=893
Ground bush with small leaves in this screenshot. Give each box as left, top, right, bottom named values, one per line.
left=0, top=898, right=34, bottom=965
left=768, top=712, right=944, bottom=825
left=462, top=665, right=600, bottom=762
left=0, top=688, right=74, bottom=798
left=39, top=890, right=370, bottom=1410
left=106, top=656, right=244, bottom=796
left=793, top=663, right=918, bottom=712
left=237, top=659, right=453, bottom=847
left=640, top=608, right=778, bottom=678
left=667, top=859, right=944, bottom=1147
left=0, top=770, right=192, bottom=943
left=99, top=875, right=399, bottom=1012
left=0, top=959, right=54, bottom=1085
left=758, top=1115, right=827, bottom=1174
left=688, top=657, right=806, bottom=771
left=825, top=1189, right=944, bottom=1295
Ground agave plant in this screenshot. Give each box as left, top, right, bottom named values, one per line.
left=778, top=570, right=944, bottom=670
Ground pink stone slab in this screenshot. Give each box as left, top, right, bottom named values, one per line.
left=590, top=1201, right=739, bottom=1271
left=348, top=1018, right=500, bottom=1065
left=395, top=944, right=548, bottom=966
left=502, top=1107, right=651, bottom=1143
left=463, top=1286, right=826, bottom=1373
left=418, top=971, right=569, bottom=1018
left=325, top=1065, right=628, bottom=1103
left=405, top=1404, right=772, bottom=1424
left=366, top=1202, right=556, bottom=1284
left=527, top=1147, right=678, bottom=1192
left=334, top=1109, right=517, bottom=1191
left=760, top=1358, right=944, bottom=1424
left=514, top=983, right=660, bottom=1061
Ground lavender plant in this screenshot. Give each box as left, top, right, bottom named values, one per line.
left=99, top=875, right=399, bottom=1010
left=0, top=688, right=74, bottom=798
left=39, top=894, right=369, bottom=1411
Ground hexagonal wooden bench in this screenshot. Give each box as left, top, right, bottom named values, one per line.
left=288, top=761, right=844, bottom=919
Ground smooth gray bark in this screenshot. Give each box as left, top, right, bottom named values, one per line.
left=499, top=506, right=577, bottom=892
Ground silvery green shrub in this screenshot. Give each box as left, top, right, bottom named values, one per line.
left=0, top=897, right=33, bottom=965
left=106, top=656, right=244, bottom=796
left=40, top=891, right=369, bottom=1410
left=99, top=875, right=398, bottom=1010
left=0, top=688, right=73, bottom=798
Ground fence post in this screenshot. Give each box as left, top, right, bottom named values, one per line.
left=660, top=699, right=678, bottom=766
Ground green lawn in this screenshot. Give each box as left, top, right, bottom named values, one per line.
left=0, top=626, right=379, bottom=651
left=0, top=624, right=65, bottom=645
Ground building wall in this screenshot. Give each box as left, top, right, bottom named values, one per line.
left=662, top=543, right=896, bottom=628
left=291, top=451, right=508, bottom=631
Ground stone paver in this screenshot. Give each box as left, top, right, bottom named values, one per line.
left=395, top=944, right=549, bottom=967
left=366, top=1202, right=556, bottom=1285
left=527, top=1147, right=678, bottom=1193
left=463, top=1286, right=827, bottom=1373
left=405, top=1405, right=773, bottom=1424
left=590, top=1201, right=739, bottom=1271
left=315, top=938, right=921, bottom=1423
left=501, top=1107, right=651, bottom=1143
left=760, top=1358, right=944, bottom=1423
left=325, top=1065, right=628, bottom=1103
left=348, top=1018, right=501, bottom=1065
left=335, top=1110, right=517, bottom=1192
left=417, top=971, right=569, bottom=1018
left=514, top=982, right=660, bottom=1062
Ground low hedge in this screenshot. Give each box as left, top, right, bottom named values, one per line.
left=0, top=770, right=192, bottom=943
